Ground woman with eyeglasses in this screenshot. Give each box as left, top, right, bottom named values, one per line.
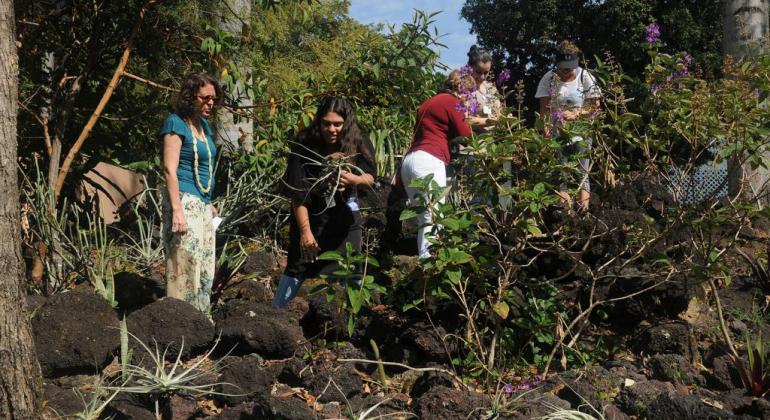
left=465, top=45, right=503, bottom=129
left=160, top=72, right=223, bottom=316
left=535, top=40, right=601, bottom=211
left=273, top=97, right=376, bottom=308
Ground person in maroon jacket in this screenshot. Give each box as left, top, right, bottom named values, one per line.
left=401, top=70, right=473, bottom=258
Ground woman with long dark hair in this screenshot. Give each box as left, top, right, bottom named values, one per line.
left=160, top=73, right=223, bottom=315
left=273, top=97, right=376, bottom=308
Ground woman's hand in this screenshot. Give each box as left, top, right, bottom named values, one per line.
left=171, top=209, right=187, bottom=234
left=299, top=231, right=319, bottom=262
left=339, top=170, right=360, bottom=188
left=211, top=205, right=218, bottom=217
left=563, top=110, right=580, bottom=121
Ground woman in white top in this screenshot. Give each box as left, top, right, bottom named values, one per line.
left=535, top=40, right=601, bottom=210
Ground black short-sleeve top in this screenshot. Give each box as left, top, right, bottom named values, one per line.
left=280, top=136, right=376, bottom=215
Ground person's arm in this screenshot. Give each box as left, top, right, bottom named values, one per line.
left=292, top=200, right=319, bottom=262
left=163, top=133, right=187, bottom=233
left=539, top=96, right=552, bottom=138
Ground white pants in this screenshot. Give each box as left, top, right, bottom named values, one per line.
left=400, top=150, right=447, bottom=258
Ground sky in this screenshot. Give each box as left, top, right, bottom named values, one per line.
left=348, top=0, right=477, bottom=70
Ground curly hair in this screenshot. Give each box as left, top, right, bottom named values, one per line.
left=173, top=73, right=223, bottom=119
left=556, top=40, right=581, bottom=56
left=443, top=69, right=475, bottom=93
left=297, top=97, right=373, bottom=165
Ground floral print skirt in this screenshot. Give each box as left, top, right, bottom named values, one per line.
left=162, top=191, right=215, bottom=315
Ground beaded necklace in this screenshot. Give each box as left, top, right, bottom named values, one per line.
left=188, top=121, right=213, bottom=194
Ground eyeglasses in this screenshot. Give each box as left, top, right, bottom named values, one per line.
left=196, top=95, right=218, bottom=103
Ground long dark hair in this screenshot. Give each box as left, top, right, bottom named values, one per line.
left=174, top=72, right=223, bottom=119
left=297, top=96, right=373, bottom=164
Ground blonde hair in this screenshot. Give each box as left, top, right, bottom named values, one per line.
left=557, top=40, right=581, bottom=56
left=444, top=69, right=475, bottom=93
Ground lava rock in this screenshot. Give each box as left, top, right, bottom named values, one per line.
left=215, top=354, right=276, bottom=406
left=220, top=278, right=272, bottom=303
left=303, top=361, right=362, bottom=403
left=506, top=393, right=571, bottom=419
left=403, top=321, right=451, bottom=363
left=648, top=353, right=705, bottom=386
left=214, top=299, right=304, bottom=359
left=126, top=297, right=215, bottom=360
left=33, top=290, right=120, bottom=377
left=646, top=393, right=746, bottom=419
left=113, top=271, right=164, bottom=312
left=615, top=379, right=676, bottom=416
left=414, top=385, right=491, bottom=420
left=105, top=393, right=155, bottom=420
left=239, top=249, right=281, bottom=278
left=410, top=370, right=456, bottom=399
left=205, top=402, right=255, bottom=420
left=252, top=395, right=316, bottom=419
left=300, top=291, right=345, bottom=338
left=632, top=321, right=697, bottom=360
left=706, top=355, right=744, bottom=391
left=349, top=394, right=411, bottom=418
left=41, top=384, right=86, bottom=417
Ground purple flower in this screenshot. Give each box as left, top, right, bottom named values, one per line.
left=552, top=108, right=565, bottom=126
left=650, top=83, right=662, bottom=94
left=460, top=64, right=474, bottom=78
left=496, top=69, right=511, bottom=88
left=503, top=384, right=514, bottom=394
left=645, top=23, right=661, bottom=44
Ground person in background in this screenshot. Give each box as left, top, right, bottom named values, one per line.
left=160, top=73, right=222, bottom=316
left=535, top=40, right=601, bottom=211
left=400, top=70, right=473, bottom=258
left=465, top=45, right=503, bottom=130
left=273, top=97, right=376, bottom=308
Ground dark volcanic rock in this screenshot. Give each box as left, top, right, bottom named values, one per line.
left=410, top=370, right=456, bottom=399
left=646, top=393, right=747, bottom=419
left=215, top=354, right=276, bottom=406
left=707, top=355, right=744, bottom=391
left=239, top=249, right=281, bottom=278
left=113, top=271, right=164, bottom=312
left=41, top=384, right=85, bottom=417
left=348, top=394, right=411, bottom=418
left=300, top=291, right=345, bottom=338
left=214, top=299, right=304, bottom=359
left=506, top=392, right=571, bottom=419
left=633, top=321, right=697, bottom=360
left=615, top=379, right=676, bottom=416
left=220, top=278, right=272, bottom=303
left=252, top=395, right=316, bottom=419
left=126, top=297, right=215, bottom=360
left=414, top=385, right=490, bottom=420
left=648, top=353, right=705, bottom=386
left=303, top=361, right=362, bottom=403
left=105, top=393, right=155, bottom=420
left=33, top=290, right=120, bottom=377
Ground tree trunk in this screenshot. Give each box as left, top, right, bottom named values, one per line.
left=217, top=0, right=254, bottom=152
left=724, top=0, right=770, bottom=204
left=0, top=0, right=43, bottom=417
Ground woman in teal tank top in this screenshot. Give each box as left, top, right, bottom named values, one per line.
left=160, top=73, right=222, bottom=316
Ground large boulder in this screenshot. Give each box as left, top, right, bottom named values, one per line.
left=615, top=379, right=677, bottom=417
left=126, top=298, right=215, bottom=360
left=113, top=271, right=164, bottom=312
left=632, top=321, right=698, bottom=361
left=252, top=395, right=316, bottom=420
left=33, top=290, right=120, bottom=377
left=646, top=393, right=751, bottom=419
left=214, top=299, right=304, bottom=359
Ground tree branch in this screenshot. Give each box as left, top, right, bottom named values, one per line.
left=52, top=0, right=162, bottom=198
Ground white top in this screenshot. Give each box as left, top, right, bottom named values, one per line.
left=535, top=67, right=601, bottom=110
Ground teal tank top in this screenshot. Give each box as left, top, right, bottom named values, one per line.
left=159, top=113, right=217, bottom=203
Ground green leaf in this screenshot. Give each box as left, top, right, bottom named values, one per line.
left=318, top=251, right=343, bottom=261
left=447, top=269, right=462, bottom=284
left=493, top=301, right=510, bottom=319
left=400, top=209, right=418, bottom=221
left=526, top=224, right=543, bottom=237
left=347, top=287, right=363, bottom=314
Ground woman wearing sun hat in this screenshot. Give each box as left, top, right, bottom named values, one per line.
left=535, top=40, right=601, bottom=211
